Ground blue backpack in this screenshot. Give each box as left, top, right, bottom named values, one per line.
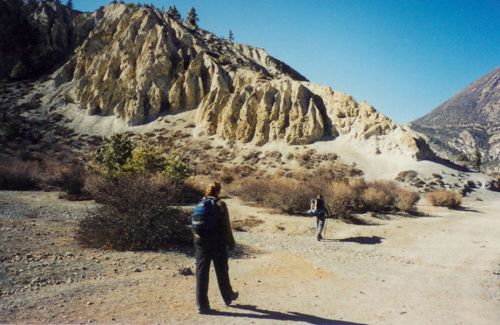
left=192, top=198, right=219, bottom=236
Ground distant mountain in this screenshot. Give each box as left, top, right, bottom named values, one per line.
left=411, top=67, right=500, bottom=173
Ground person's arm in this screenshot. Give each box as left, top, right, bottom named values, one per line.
left=219, top=201, right=236, bottom=249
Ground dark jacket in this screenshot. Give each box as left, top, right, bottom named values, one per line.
left=194, top=196, right=235, bottom=249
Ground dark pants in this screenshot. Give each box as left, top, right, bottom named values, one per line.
left=195, top=240, right=234, bottom=310
left=316, top=212, right=326, bottom=236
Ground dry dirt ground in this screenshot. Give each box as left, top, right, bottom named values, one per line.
left=1, top=190, right=499, bottom=324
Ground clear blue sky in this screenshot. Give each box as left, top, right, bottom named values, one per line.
left=73, top=0, right=500, bottom=124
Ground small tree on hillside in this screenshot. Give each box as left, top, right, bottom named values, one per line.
left=187, top=7, right=198, bottom=27
left=472, top=149, right=482, bottom=171
left=457, top=152, right=468, bottom=163
left=228, top=30, right=234, bottom=42
left=167, top=6, right=181, bottom=20
left=66, top=0, right=73, bottom=9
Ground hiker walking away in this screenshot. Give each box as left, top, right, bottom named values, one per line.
left=191, top=182, right=238, bottom=314
left=310, top=194, right=328, bottom=241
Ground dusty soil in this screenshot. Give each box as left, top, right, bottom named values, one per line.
left=1, top=190, right=499, bottom=324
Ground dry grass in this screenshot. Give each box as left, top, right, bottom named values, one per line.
left=396, top=189, right=420, bottom=213
left=362, top=181, right=398, bottom=212
left=232, top=216, right=264, bottom=232
left=0, top=157, right=86, bottom=196
left=229, top=176, right=314, bottom=214
left=230, top=173, right=420, bottom=217
left=324, top=181, right=356, bottom=219
left=426, top=190, right=462, bottom=209
left=0, top=158, right=42, bottom=190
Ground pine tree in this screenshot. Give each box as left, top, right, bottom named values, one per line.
left=457, top=152, right=468, bottom=163
left=228, top=30, right=234, bottom=42
left=66, top=0, right=73, bottom=9
left=167, top=6, right=181, bottom=20
left=187, top=7, right=198, bottom=27
left=472, top=149, right=482, bottom=171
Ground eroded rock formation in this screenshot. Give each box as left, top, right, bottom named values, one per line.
left=48, top=3, right=434, bottom=158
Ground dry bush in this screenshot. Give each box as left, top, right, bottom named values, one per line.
left=218, top=165, right=256, bottom=184
left=396, top=189, right=420, bottom=213
left=228, top=177, right=267, bottom=202
left=0, top=158, right=41, bottom=190
left=264, top=177, right=314, bottom=214
left=324, top=181, right=357, bottom=219
left=229, top=176, right=313, bottom=214
left=426, top=190, right=462, bottom=209
left=78, top=174, right=193, bottom=250
left=41, top=159, right=87, bottom=196
left=362, top=181, right=398, bottom=212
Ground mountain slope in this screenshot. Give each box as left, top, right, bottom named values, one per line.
left=411, top=67, right=500, bottom=173
left=42, top=2, right=434, bottom=159
left=0, top=0, right=96, bottom=80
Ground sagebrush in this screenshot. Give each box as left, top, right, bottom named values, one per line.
left=426, top=190, right=462, bottom=209
left=77, top=174, right=193, bottom=250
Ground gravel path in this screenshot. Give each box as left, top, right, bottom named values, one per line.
left=0, top=191, right=97, bottom=220
left=1, top=191, right=499, bottom=324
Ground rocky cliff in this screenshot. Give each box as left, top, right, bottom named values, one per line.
left=0, top=0, right=96, bottom=80
left=46, top=3, right=433, bottom=158
left=411, top=67, right=500, bottom=173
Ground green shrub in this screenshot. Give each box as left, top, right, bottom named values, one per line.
left=122, top=142, right=167, bottom=174
left=93, top=133, right=189, bottom=182
left=94, top=133, right=134, bottom=175
left=164, top=153, right=189, bottom=183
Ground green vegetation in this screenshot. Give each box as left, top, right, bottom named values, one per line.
left=472, top=149, right=482, bottom=171
left=167, top=5, right=181, bottom=20
left=92, top=133, right=188, bottom=181
left=187, top=7, right=199, bottom=27
left=76, top=133, right=197, bottom=251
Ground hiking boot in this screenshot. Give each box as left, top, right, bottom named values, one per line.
left=224, top=291, right=239, bottom=306
left=198, top=306, right=213, bottom=314
left=317, top=234, right=323, bottom=241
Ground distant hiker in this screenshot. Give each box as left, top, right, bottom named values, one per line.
left=191, top=182, right=238, bottom=314
left=309, top=194, right=328, bottom=241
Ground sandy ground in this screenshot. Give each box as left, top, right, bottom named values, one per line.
left=1, top=190, right=499, bottom=324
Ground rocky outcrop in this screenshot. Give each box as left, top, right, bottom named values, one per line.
left=411, top=67, right=500, bottom=173
left=47, top=3, right=435, bottom=158
left=0, top=0, right=96, bottom=80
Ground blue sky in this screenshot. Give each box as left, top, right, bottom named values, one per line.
left=73, top=0, right=500, bottom=124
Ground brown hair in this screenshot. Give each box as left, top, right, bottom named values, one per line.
left=205, top=182, right=221, bottom=197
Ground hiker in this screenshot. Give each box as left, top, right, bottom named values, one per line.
left=309, top=194, right=328, bottom=241
left=191, top=182, right=238, bottom=314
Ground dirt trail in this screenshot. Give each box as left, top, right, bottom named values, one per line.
left=1, top=191, right=499, bottom=324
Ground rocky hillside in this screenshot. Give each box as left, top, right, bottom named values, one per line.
left=411, top=67, right=500, bottom=173
left=0, top=0, right=97, bottom=80
left=24, top=2, right=432, bottom=159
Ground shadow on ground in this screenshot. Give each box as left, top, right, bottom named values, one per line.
left=454, top=206, right=482, bottom=213
left=208, top=304, right=366, bottom=325
left=335, top=236, right=384, bottom=245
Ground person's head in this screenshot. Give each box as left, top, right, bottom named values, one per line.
left=317, top=194, right=323, bottom=200
left=205, top=181, right=222, bottom=197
